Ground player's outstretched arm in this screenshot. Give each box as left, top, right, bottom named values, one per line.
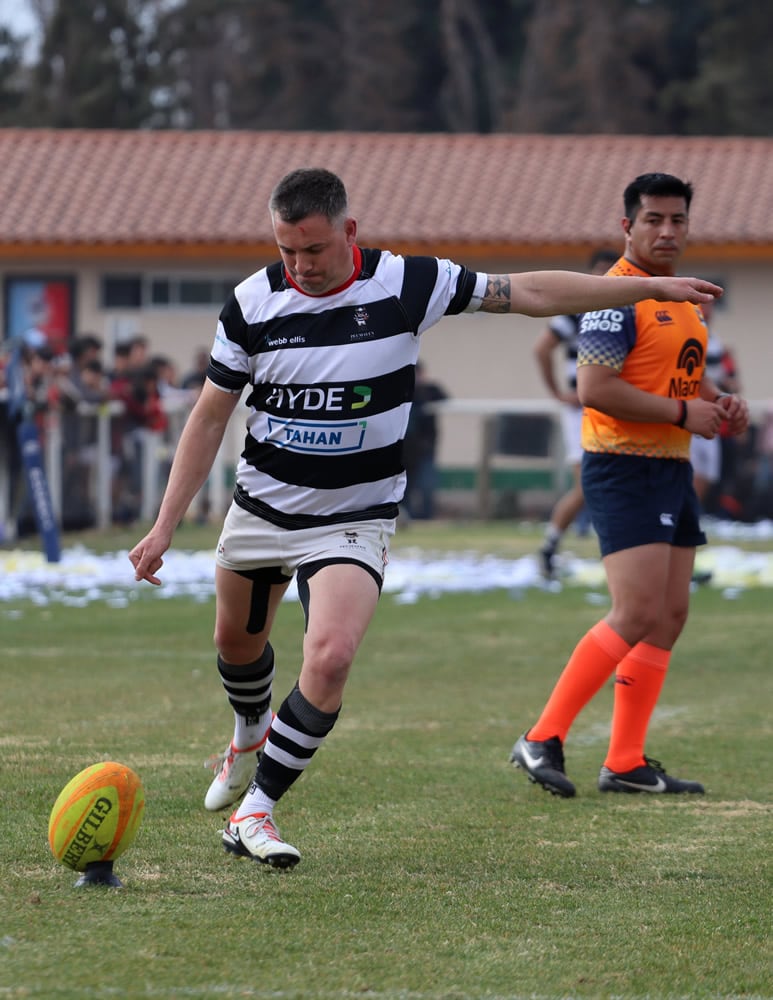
left=479, top=271, right=722, bottom=318
left=129, top=380, right=239, bottom=585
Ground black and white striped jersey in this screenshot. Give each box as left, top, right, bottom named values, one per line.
left=208, top=246, right=486, bottom=529
left=547, top=312, right=580, bottom=390
left=703, top=332, right=725, bottom=385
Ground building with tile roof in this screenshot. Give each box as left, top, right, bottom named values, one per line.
left=2, top=128, right=771, bottom=493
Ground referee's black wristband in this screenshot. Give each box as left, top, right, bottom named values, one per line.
left=674, top=400, right=688, bottom=428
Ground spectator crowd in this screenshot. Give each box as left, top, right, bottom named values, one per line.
left=0, top=333, right=209, bottom=536
left=2, top=332, right=773, bottom=540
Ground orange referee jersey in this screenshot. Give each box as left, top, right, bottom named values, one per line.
left=577, top=256, right=708, bottom=460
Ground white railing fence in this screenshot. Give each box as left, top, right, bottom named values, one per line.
left=1, top=396, right=232, bottom=543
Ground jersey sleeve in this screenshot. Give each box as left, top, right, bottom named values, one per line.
left=576, top=306, right=637, bottom=373
left=207, top=291, right=252, bottom=394
left=396, top=255, right=486, bottom=334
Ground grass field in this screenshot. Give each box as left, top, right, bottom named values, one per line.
left=1, top=522, right=771, bottom=999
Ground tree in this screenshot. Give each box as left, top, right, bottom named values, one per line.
left=25, top=0, right=155, bottom=127
left=0, top=26, right=27, bottom=123
left=2, top=0, right=773, bottom=135
left=149, top=0, right=248, bottom=128
left=151, top=0, right=424, bottom=132
left=679, top=0, right=773, bottom=135
left=509, top=0, right=681, bottom=134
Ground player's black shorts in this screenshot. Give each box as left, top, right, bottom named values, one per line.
left=582, top=451, right=706, bottom=557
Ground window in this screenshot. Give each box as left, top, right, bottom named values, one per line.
left=100, top=274, right=242, bottom=309
left=179, top=279, right=215, bottom=305
left=101, top=276, right=142, bottom=308
left=150, top=279, right=170, bottom=305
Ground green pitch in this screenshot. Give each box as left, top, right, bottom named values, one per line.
left=1, top=523, right=771, bottom=999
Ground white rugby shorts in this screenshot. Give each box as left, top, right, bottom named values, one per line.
left=560, top=404, right=584, bottom=466
left=690, top=434, right=721, bottom=483
left=215, top=501, right=395, bottom=581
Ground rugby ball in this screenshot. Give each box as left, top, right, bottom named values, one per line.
left=48, top=762, right=145, bottom=871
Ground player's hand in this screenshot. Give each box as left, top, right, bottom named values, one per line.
left=717, top=393, right=750, bottom=436
left=129, top=530, right=172, bottom=586
left=684, top=397, right=724, bottom=439
left=652, top=276, right=723, bottom=304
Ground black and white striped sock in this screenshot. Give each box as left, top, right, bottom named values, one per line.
left=236, top=683, right=339, bottom=815
left=216, top=645, right=275, bottom=750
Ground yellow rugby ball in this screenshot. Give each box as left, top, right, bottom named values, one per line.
left=48, top=762, right=145, bottom=871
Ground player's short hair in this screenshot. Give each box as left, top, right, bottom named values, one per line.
left=623, top=173, right=694, bottom=221
left=269, top=168, right=348, bottom=225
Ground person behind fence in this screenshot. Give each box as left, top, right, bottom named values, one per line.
left=689, top=297, right=740, bottom=512
left=511, top=172, right=749, bottom=799
left=402, top=360, right=448, bottom=519
left=535, top=248, right=619, bottom=578
left=129, top=166, right=724, bottom=868
left=181, top=347, right=211, bottom=394
left=110, top=337, right=167, bottom=521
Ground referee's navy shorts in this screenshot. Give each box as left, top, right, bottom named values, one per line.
left=582, top=452, right=707, bottom=558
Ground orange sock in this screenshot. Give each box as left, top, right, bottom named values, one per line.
left=604, top=642, right=671, bottom=773
left=529, top=621, right=631, bottom=743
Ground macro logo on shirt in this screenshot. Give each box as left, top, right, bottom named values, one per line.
left=266, top=417, right=367, bottom=453
left=261, top=383, right=373, bottom=451
left=669, top=338, right=704, bottom=398
left=265, top=384, right=372, bottom=413
left=579, top=309, right=625, bottom=334
left=351, top=385, right=371, bottom=409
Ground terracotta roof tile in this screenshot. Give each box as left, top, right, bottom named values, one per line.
left=1, top=129, right=772, bottom=256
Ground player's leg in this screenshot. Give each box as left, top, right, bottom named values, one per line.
left=204, top=565, right=290, bottom=811
left=240, top=561, right=380, bottom=804
left=515, top=454, right=667, bottom=796
left=600, top=543, right=703, bottom=793
left=540, top=406, right=583, bottom=578
left=225, top=561, right=381, bottom=866
left=600, top=463, right=706, bottom=793
left=512, top=542, right=669, bottom=797
left=540, top=465, right=584, bottom=576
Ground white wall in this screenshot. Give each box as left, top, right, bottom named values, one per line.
left=3, top=253, right=770, bottom=473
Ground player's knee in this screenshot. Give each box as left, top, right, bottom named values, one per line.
left=661, top=603, right=689, bottom=642
left=612, top=605, right=660, bottom=645
left=304, top=632, right=356, bottom=686
left=214, top=625, right=264, bottom=665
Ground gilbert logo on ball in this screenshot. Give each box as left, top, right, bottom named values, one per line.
left=48, top=762, right=145, bottom=874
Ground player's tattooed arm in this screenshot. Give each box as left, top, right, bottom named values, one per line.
left=480, top=274, right=512, bottom=313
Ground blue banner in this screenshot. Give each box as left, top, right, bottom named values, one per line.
left=5, top=338, right=62, bottom=563
left=15, top=420, right=61, bottom=563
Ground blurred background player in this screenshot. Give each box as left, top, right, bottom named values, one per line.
left=402, top=360, right=448, bottom=520
left=535, top=249, right=619, bottom=578
left=689, top=297, right=740, bottom=513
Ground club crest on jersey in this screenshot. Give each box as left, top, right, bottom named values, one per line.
left=266, top=417, right=367, bottom=453
left=351, top=306, right=375, bottom=341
